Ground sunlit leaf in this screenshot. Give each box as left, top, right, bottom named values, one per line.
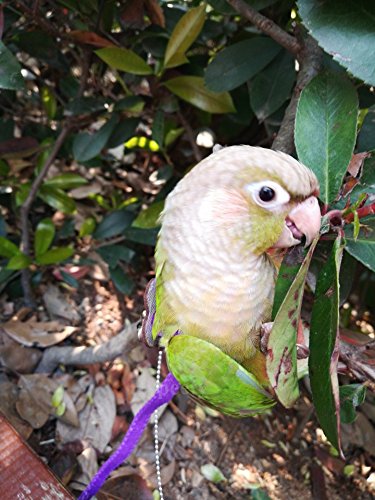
left=6, top=253, right=32, bottom=270
left=34, top=218, right=55, bottom=257
left=295, top=71, right=358, bottom=204
left=200, top=463, right=226, bottom=483
left=164, top=4, right=206, bottom=69
left=96, top=47, right=152, bottom=75
left=0, top=237, right=21, bottom=258
left=79, top=217, right=96, bottom=237
left=39, top=186, right=76, bottom=214
left=309, top=236, right=344, bottom=455
left=133, top=201, right=164, bottom=229
left=41, top=86, right=57, bottom=119
left=44, top=173, right=88, bottom=190
left=164, top=76, right=235, bottom=114
left=35, top=246, right=74, bottom=265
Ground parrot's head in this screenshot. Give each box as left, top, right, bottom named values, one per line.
left=187, top=146, right=321, bottom=255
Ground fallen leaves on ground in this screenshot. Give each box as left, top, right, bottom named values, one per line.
left=2, top=317, right=77, bottom=347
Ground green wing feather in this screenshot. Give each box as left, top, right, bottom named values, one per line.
left=166, top=335, right=275, bottom=417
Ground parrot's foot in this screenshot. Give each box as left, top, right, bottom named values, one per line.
left=296, top=343, right=309, bottom=359
left=260, top=322, right=273, bottom=354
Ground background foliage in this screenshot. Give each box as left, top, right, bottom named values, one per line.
left=0, top=0, right=375, bottom=493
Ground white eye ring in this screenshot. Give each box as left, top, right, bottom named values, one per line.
left=245, top=180, right=290, bottom=210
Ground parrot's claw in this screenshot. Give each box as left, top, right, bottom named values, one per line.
left=139, top=278, right=158, bottom=347
left=296, top=343, right=310, bottom=359
left=260, top=322, right=274, bottom=354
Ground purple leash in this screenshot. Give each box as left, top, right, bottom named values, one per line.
left=78, top=372, right=180, bottom=500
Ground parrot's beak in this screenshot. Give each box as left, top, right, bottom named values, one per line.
left=273, top=196, right=321, bottom=248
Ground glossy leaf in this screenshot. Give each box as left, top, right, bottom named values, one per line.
left=205, top=37, right=280, bottom=92
left=339, top=384, right=366, bottom=424
left=164, top=3, right=206, bottom=69
left=73, top=115, right=119, bottom=162
left=309, top=236, right=344, bottom=455
left=107, top=118, right=139, bottom=149
left=200, top=464, right=226, bottom=483
left=164, top=76, right=235, bottom=114
left=6, top=253, right=32, bottom=270
left=298, top=0, right=375, bottom=86
left=34, top=218, right=55, bottom=257
left=0, top=41, right=24, bottom=90
left=95, top=47, right=152, bottom=75
left=345, top=216, right=375, bottom=272
left=44, top=173, right=88, bottom=190
left=39, top=186, right=76, bottom=214
left=109, top=266, right=134, bottom=295
left=35, top=246, right=74, bottom=265
left=357, top=105, right=375, bottom=153
left=0, top=237, right=20, bottom=258
left=266, top=238, right=319, bottom=407
left=96, top=244, right=135, bottom=268
left=133, top=201, right=164, bottom=229
left=295, top=71, right=358, bottom=204
left=93, top=209, right=135, bottom=240
left=249, top=51, right=295, bottom=121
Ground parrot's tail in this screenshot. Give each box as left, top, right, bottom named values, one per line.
left=78, top=372, right=180, bottom=500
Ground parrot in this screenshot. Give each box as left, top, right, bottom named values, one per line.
left=141, top=145, right=321, bottom=416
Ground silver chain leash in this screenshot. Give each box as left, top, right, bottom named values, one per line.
left=154, top=349, right=164, bottom=500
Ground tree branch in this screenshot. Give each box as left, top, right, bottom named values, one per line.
left=36, top=322, right=139, bottom=373
left=20, top=124, right=72, bottom=306
left=227, top=0, right=301, bottom=55
left=272, top=35, right=323, bottom=154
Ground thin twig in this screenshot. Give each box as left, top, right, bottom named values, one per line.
left=272, top=35, right=323, bottom=154
left=36, top=322, right=138, bottom=373
left=20, top=124, right=72, bottom=306
left=227, top=0, right=301, bottom=55
left=177, top=111, right=202, bottom=163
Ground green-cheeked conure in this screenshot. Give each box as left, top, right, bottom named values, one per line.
left=141, top=146, right=320, bottom=416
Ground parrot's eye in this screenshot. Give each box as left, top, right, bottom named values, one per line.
left=245, top=180, right=290, bottom=210
left=259, top=186, right=275, bottom=202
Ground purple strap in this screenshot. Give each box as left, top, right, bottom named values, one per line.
left=78, top=373, right=180, bottom=500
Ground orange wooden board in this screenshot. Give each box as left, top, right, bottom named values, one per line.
left=0, top=412, right=74, bottom=499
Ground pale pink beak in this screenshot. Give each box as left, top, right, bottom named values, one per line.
left=273, top=196, right=321, bottom=248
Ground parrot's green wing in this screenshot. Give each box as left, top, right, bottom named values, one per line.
left=166, top=335, right=275, bottom=417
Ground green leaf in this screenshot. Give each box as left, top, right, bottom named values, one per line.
left=109, top=266, right=135, bottom=295
left=6, top=253, right=32, bottom=270
left=152, top=110, right=165, bottom=148
left=44, top=173, right=88, bottom=190
left=96, top=244, right=135, bottom=268
left=41, top=86, right=57, bottom=119
left=95, top=47, right=152, bottom=75
left=249, top=51, right=295, bottom=121
left=298, top=0, right=375, bottom=86
left=295, top=71, right=358, bottom=204
left=0, top=41, right=24, bottom=90
left=0, top=237, right=21, bottom=258
left=79, top=217, right=96, bottom=237
left=34, top=218, right=55, bottom=257
left=107, top=118, right=139, bottom=149
left=200, top=464, right=226, bottom=483
left=357, top=105, right=375, bottom=153
left=51, top=385, right=64, bottom=407
left=164, top=3, right=206, bottom=69
left=205, top=37, right=280, bottom=92
left=124, top=227, right=159, bottom=246
left=35, top=246, right=74, bottom=265
left=309, top=236, right=344, bottom=455
left=266, top=238, right=319, bottom=408
left=164, top=76, right=235, bottom=114
left=339, top=384, right=366, bottom=424
left=93, top=209, right=135, bottom=240
left=251, top=489, right=271, bottom=500
left=39, top=186, right=76, bottom=214
left=345, top=216, right=375, bottom=272
left=73, top=115, right=119, bottom=162
left=60, top=270, right=79, bottom=288
left=133, top=201, right=164, bottom=229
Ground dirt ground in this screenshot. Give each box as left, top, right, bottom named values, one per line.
left=1, top=276, right=374, bottom=500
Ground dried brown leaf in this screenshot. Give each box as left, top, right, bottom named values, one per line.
left=43, top=284, right=81, bottom=323
left=0, top=343, right=42, bottom=373
left=0, top=382, right=33, bottom=439
left=70, top=31, right=115, bottom=48
left=97, top=473, right=153, bottom=500
left=2, top=318, right=77, bottom=347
